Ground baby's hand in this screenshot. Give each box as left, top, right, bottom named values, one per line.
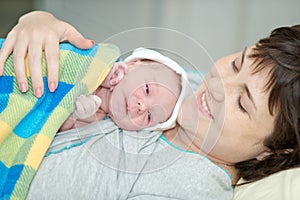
left=72, top=95, right=102, bottom=119
left=102, top=62, right=128, bottom=90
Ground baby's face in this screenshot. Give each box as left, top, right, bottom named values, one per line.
left=108, top=61, right=180, bottom=130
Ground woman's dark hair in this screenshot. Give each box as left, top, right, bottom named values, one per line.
left=235, top=25, right=300, bottom=183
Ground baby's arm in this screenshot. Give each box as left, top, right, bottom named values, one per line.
left=59, top=62, right=128, bottom=132
left=101, top=62, right=128, bottom=90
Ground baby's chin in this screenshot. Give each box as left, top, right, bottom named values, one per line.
left=110, top=117, right=145, bottom=131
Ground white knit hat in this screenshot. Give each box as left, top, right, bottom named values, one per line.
left=124, top=48, right=188, bottom=131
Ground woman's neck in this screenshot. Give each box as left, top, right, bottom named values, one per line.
left=207, top=156, right=240, bottom=185
left=162, top=125, right=240, bottom=185
left=163, top=124, right=208, bottom=154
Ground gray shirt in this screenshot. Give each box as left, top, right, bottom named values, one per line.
left=27, top=120, right=233, bottom=200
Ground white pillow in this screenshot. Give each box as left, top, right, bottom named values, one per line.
left=233, top=167, right=300, bottom=200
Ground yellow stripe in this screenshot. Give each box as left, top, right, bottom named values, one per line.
left=0, top=121, right=12, bottom=143
left=24, top=134, right=51, bottom=170
left=81, top=44, right=120, bottom=93
left=81, top=60, right=111, bottom=93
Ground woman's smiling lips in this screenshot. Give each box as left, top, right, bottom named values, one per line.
left=197, top=90, right=213, bottom=119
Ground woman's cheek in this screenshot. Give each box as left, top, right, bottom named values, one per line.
left=177, top=97, right=200, bottom=131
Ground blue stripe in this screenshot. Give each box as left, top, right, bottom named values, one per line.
left=0, top=76, right=14, bottom=113
left=0, top=162, right=24, bottom=198
left=159, top=135, right=197, bottom=154
left=0, top=76, right=13, bottom=93
left=0, top=38, right=4, bottom=48
left=14, top=78, right=73, bottom=138
left=45, top=135, right=95, bottom=157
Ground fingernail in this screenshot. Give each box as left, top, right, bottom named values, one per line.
left=49, top=82, right=56, bottom=92
left=19, top=82, right=27, bottom=93
left=35, top=88, right=42, bottom=98
left=90, top=40, right=95, bottom=45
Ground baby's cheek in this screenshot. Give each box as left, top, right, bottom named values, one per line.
left=151, top=105, right=169, bottom=124
left=129, top=115, right=148, bottom=128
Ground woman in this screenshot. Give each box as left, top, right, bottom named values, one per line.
left=0, top=11, right=299, bottom=199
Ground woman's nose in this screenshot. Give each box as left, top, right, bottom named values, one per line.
left=206, top=68, right=225, bottom=102
left=137, top=99, right=147, bottom=114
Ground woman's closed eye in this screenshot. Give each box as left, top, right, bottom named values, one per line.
left=232, top=50, right=246, bottom=73
left=232, top=59, right=239, bottom=73
left=237, top=95, right=247, bottom=113
left=233, top=60, right=248, bottom=115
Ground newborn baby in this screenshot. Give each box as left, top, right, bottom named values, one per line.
left=60, top=48, right=188, bottom=131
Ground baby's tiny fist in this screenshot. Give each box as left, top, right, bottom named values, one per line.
left=90, top=95, right=102, bottom=107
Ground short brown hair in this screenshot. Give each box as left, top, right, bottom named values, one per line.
left=235, top=25, right=300, bottom=183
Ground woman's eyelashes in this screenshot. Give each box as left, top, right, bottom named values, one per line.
left=232, top=58, right=247, bottom=114
left=237, top=96, right=247, bottom=113
left=231, top=59, right=239, bottom=73
left=232, top=57, right=249, bottom=115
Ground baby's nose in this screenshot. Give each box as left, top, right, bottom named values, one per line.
left=137, top=99, right=147, bottom=114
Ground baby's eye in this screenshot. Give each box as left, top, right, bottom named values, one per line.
left=145, top=84, right=149, bottom=95
left=147, top=111, right=151, bottom=122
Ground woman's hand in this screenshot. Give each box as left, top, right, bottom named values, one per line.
left=0, top=11, right=94, bottom=98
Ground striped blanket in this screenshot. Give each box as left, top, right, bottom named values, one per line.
left=0, top=39, right=120, bottom=199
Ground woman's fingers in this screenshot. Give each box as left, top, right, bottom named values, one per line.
left=0, top=11, right=95, bottom=97
left=28, top=39, right=44, bottom=98
left=13, top=34, right=29, bottom=93
left=45, top=35, right=60, bottom=92
left=63, top=25, right=95, bottom=49
left=0, top=31, right=16, bottom=76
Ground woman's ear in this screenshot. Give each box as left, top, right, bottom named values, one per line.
left=256, top=151, right=273, bottom=161
left=256, top=149, right=294, bottom=160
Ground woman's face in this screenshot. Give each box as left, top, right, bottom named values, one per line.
left=177, top=47, right=276, bottom=163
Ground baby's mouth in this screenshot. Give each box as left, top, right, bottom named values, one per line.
left=125, top=97, right=130, bottom=114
